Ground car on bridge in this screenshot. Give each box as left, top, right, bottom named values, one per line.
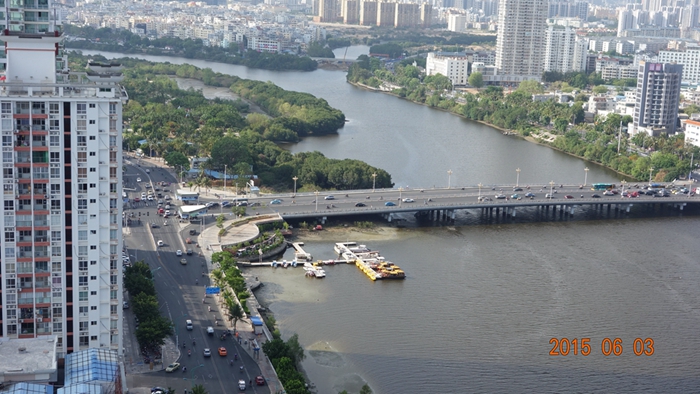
left=545, top=193, right=556, bottom=199
left=270, top=199, right=282, bottom=205
left=525, top=192, right=535, bottom=198
left=355, top=202, right=366, bottom=207
left=513, top=187, right=523, bottom=192
left=478, top=196, right=492, bottom=202
left=324, top=195, right=335, bottom=200
left=603, top=190, right=614, bottom=196
left=385, top=201, right=396, bottom=206
left=564, top=195, right=574, bottom=199
left=591, top=194, right=601, bottom=198
left=511, top=194, right=520, bottom=199
left=495, top=194, right=506, bottom=199
left=402, top=198, right=415, bottom=203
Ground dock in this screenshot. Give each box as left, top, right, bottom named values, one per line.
left=291, top=242, right=313, bottom=261
left=335, top=242, right=406, bottom=281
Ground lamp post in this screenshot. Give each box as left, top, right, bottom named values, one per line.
left=620, top=180, right=627, bottom=198
left=314, top=191, right=319, bottom=212
left=549, top=181, right=555, bottom=200
left=584, top=167, right=589, bottom=187
left=224, top=165, right=227, bottom=193
left=649, top=167, right=654, bottom=184
left=447, top=170, right=453, bottom=189
left=292, top=176, right=298, bottom=197
left=190, top=363, right=205, bottom=388
left=179, top=165, right=185, bottom=185
left=399, top=187, right=403, bottom=206
left=516, top=168, right=521, bottom=187
left=372, top=173, right=377, bottom=193
left=478, top=183, right=482, bottom=200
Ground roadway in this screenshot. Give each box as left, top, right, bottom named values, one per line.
left=122, top=158, right=269, bottom=394
left=245, top=184, right=698, bottom=219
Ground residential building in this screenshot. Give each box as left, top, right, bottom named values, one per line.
left=0, top=0, right=126, bottom=356
left=360, top=0, right=378, bottom=26
left=395, top=3, right=419, bottom=28
left=631, top=62, right=683, bottom=136
left=544, top=26, right=587, bottom=73
left=318, top=0, right=339, bottom=22
left=341, top=0, right=360, bottom=24
left=684, top=119, right=700, bottom=147
left=420, top=3, right=432, bottom=28
left=377, top=1, right=396, bottom=27
left=447, top=13, right=467, bottom=32
left=426, top=52, right=469, bottom=86
left=658, top=47, right=700, bottom=84
left=495, top=0, right=549, bottom=84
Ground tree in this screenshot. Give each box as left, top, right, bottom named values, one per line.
left=592, top=85, right=608, bottom=95
left=516, top=80, right=544, bottom=95
left=191, top=385, right=208, bottom=394
left=286, top=333, right=305, bottom=363
left=135, top=315, right=173, bottom=348
left=228, top=302, right=244, bottom=330
left=468, top=72, right=484, bottom=88
left=360, top=384, right=373, bottom=394
left=164, top=151, right=190, bottom=171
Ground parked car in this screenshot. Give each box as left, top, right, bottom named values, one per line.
left=123, top=301, right=129, bottom=309
left=384, top=201, right=396, bottom=206
left=133, top=197, right=141, bottom=202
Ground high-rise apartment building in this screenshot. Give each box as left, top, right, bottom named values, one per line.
left=631, top=61, right=683, bottom=136
left=377, top=1, right=396, bottom=27
left=342, top=0, right=360, bottom=24
left=426, top=52, right=469, bottom=86
left=360, top=0, right=378, bottom=26
left=318, top=0, right=339, bottom=22
left=0, top=0, right=126, bottom=357
left=495, top=0, right=548, bottom=84
left=544, top=26, right=588, bottom=73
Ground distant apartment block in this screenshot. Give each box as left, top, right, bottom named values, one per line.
left=544, top=26, right=588, bottom=73
left=360, top=0, right=378, bottom=26
left=684, top=119, right=700, bottom=148
left=495, top=0, right=548, bottom=84
left=631, top=62, right=683, bottom=136
left=342, top=0, right=360, bottom=24
left=658, top=47, right=700, bottom=84
left=426, top=52, right=469, bottom=86
left=447, top=13, right=467, bottom=33
left=377, top=1, right=395, bottom=26
left=318, top=0, right=339, bottom=22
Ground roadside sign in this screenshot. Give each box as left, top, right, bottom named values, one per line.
left=205, top=286, right=220, bottom=295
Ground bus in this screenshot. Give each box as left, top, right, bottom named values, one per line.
left=591, top=183, right=616, bottom=191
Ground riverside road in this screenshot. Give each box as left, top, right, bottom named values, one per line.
left=121, top=158, right=270, bottom=394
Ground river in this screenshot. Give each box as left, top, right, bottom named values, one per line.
left=83, top=48, right=700, bottom=393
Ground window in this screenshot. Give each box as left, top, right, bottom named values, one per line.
left=91, top=321, right=97, bottom=326
left=79, top=291, right=88, bottom=301
left=77, top=199, right=87, bottom=209
left=89, top=168, right=95, bottom=173
left=89, top=199, right=96, bottom=203
left=5, top=247, right=14, bottom=258
left=5, top=231, right=14, bottom=242
left=50, top=152, right=60, bottom=163
left=4, top=200, right=13, bottom=211
left=90, top=275, right=96, bottom=280
left=76, top=119, right=87, bottom=131
left=78, top=246, right=87, bottom=256
left=89, top=103, right=95, bottom=108
left=79, top=306, right=88, bottom=314
left=89, top=183, right=96, bottom=188
left=79, top=336, right=89, bottom=347
left=78, top=276, right=87, bottom=286
left=89, top=136, right=95, bottom=140
left=50, top=135, right=59, bottom=146
left=78, top=230, right=87, bottom=241
left=76, top=103, right=87, bottom=114
left=90, top=245, right=96, bottom=250
left=89, top=120, right=95, bottom=124
left=53, top=323, right=62, bottom=332
left=91, top=306, right=97, bottom=310
left=51, top=231, right=61, bottom=241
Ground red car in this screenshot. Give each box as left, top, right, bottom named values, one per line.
left=255, top=376, right=265, bottom=386
left=133, top=197, right=141, bottom=202
left=564, top=195, right=574, bottom=199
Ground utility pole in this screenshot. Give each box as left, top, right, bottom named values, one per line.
left=617, top=120, right=622, bottom=155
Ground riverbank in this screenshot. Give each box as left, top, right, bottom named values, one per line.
left=173, top=77, right=271, bottom=118
left=347, top=80, right=641, bottom=181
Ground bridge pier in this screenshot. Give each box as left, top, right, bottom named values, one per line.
left=511, top=207, right=516, bottom=217
left=570, top=206, right=576, bottom=216
left=626, top=204, right=632, bottom=213
left=387, top=213, right=393, bottom=222
left=322, top=216, right=327, bottom=224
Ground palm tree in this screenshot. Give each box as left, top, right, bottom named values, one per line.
left=190, top=384, right=207, bottom=394
left=201, top=177, right=212, bottom=194
left=228, top=302, right=244, bottom=331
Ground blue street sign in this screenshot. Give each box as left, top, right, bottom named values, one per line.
left=205, top=286, right=220, bottom=295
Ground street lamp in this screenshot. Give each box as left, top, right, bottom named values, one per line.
left=584, top=167, right=589, bottom=187
left=620, top=180, right=627, bottom=198
left=649, top=167, right=654, bottom=184
left=190, top=363, right=205, bottom=388
left=292, top=176, right=298, bottom=197
left=549, top=181, right=555, bottom=200
left=478, top=183, right=482, bottom=200
left=516, top=168, right=521, bottom=187
left=447, top=170, right=453, bottom=189
left=372, top=173, right=377, bottom=193
left=314, top=191, right=319, bottom=212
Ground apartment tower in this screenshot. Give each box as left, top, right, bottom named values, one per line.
left=631, top=61, right=683, bottom=136
left=495, top=0, right=548, bottom=84
left=0, top=0, right=126, bottom=357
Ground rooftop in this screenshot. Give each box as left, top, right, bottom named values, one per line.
left=0, top=337, right=57, bottom=384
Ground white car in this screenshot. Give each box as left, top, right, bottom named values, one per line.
left=164, top=195, right=171, bottom=200
left=164, top=210, right=170, bottom=216
left=146, top=169, right=150, bottom=173
left=203, top=348, right=211, bottom=357
left=141, top=193, right=146, bottom=198
left=176, top=250, right=183, bottom=256
left=136, top=177, right=141, bottom=182
left=157, top=240, right=164, bottom=247
left=402, top=198, right=415, bottom=203
left=238, top=380, right=246, bottom=390
left=147, top=195, right=154, bottom=201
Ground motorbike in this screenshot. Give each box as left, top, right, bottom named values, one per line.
left=188, top=350, right=191, bottom=357
left=239, top=366, right=244, bottom=373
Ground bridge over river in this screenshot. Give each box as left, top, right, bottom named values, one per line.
left=256, top=183, right=698, bottom=223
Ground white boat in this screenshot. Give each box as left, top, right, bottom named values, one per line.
left=291, top=260, right=298, bottom=268
left=271, top=261, right=278, bottom=268
left=282, top=260, right=289, bottom=268
left=303, top=262, right=326, bottom=278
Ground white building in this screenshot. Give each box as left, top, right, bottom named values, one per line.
left=544, top=26, right=587, bottom=73
left=447, top=13, right=467, bottom=33
left=0, top=0, right=126, bottom=357
left=683, top=119, right=700, bottom=147
left=658, top=47, right=700, bottom=84
left=495, top=0, right=549, bottom=84
left=426, top=52, right=469, bottom=86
